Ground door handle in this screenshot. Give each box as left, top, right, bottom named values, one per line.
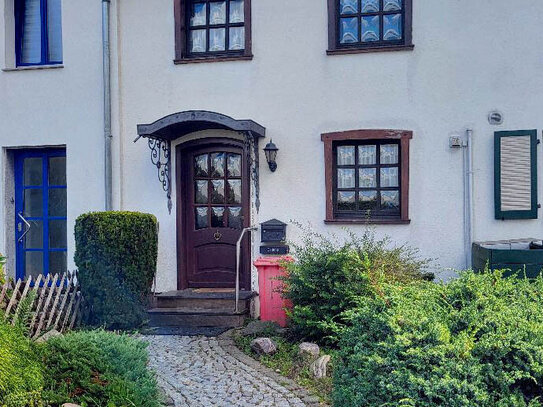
left=17, top=212, right=30, bottom=243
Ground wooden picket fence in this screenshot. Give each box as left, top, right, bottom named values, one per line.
left=0, top=272, right=82, bottom=339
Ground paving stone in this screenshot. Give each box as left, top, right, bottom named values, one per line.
left=145, top=335, right=307, bottom=407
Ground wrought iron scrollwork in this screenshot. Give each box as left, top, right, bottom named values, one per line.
left=147, top=137, right=172, bottom=213
left=244, top=131, right=261, bottom=212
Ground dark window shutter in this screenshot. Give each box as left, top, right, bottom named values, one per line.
left=495, top=130, right=538, bottom=220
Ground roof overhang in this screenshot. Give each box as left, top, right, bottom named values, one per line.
left=136, top=110, right=266, bottom=140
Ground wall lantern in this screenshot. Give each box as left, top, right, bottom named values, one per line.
left=263, top=140, right=279, bottom=172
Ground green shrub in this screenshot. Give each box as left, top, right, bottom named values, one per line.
left=334, top=270, right=543, bottom=407
left=282, top=226, right=432, bottom=345
left=75, top=211, right=158, bottom=329
left=0, top=321, right=44, bottom=406
left=40, top=329, right=160, bottom=407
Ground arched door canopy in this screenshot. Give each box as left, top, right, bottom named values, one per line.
left=135, top=111, right=266, bottom=214
left=136, top=110, right=266, bottom=140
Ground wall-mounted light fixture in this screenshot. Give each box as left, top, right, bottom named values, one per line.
left=263, top=140, right=278, bottom=172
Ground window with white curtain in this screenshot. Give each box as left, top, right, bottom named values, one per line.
left=16, top=0, right=63, bottom=66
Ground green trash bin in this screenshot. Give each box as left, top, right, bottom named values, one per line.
left=472, top=238, right=543, bottom=278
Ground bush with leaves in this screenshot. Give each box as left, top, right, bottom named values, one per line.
left=39, top=329, right=161, bottom=407
left=75, top=211, right=158, bottom=329
left=334, top=270, right=543, bottom=407
left=0, top=320, right=44, bottom=407
left=282, top=226, right=432, bottom=345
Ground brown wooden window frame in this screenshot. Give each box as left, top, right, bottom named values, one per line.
left=322, top=129, right=412, bottom=224
left=327, top=0, right=413, bottom=55
left=174, top=0, right=253, bottom=64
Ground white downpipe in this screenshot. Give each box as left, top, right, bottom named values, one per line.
left=102, top=0, right=113, bottom=211
left=235, top=226, right=258, bottom=314
left=464, top=129, right=474, bottom=269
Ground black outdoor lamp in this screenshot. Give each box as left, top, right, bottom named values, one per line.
left=263, top=139, right=279, bottom=172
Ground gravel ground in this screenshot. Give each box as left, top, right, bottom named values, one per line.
left=145, top=335, right=308, bottom=407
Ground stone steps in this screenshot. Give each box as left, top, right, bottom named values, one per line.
left=148, top=289, right=256, bottom=328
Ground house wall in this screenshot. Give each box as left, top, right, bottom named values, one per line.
left=2, top=0, right=543, bottom=291
left=115, top=0, right=543, bottom=292
left=0, top=0, right=105, bottom=277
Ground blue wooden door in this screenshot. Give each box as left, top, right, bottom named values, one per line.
left=15, top=149, right=67, bottom=280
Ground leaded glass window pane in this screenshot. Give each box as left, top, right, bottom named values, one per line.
left=383, top=0, right=402, bottom=12
left=229, top=0, right=244, bottom=23
left=209, top=2, right=226, bottom=25
left=338, top=169, right=355, bottom=189
left=340, top=0, right=358, bottom=14
left=358, top=145, right=376, bottom=165
left=337, top=146, right=355, bottom=165
left=340, top=18, right=359, bottom=44
left=383, top=14, right=402, bottom=41
left=362, top=16, right=380, bottom=42
left=337, top=191, right=356, bottom=211
left=211, top=207, right=225, bottom=227
left=380, top=145, right=399, bottom=164
left=361, top=0, right=379, bottom=13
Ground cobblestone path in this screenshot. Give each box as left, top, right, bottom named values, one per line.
left=146, top=335, right=308, bottom=407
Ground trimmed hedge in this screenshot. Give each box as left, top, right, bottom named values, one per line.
left=75, top=211, right=158, bottom=329
left=333, top=270, right=543, bottom=407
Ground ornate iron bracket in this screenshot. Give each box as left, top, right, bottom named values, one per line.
left=244, top=131, right=261, bottom=212
left=135, top=135, right=172, bottom=214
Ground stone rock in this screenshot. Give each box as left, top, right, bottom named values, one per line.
left=251, top=337, right=277, bottom=355
left=310, top=355, right=331, bottom=379
left=298, top=342, right=320, bottom=360
left=35, top=329, right=62, bottom=344
left=242, top=320, right=281, bottom=336
left=62, top=404, right=82, bottom=407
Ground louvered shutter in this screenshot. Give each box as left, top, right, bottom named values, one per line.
left=495, top=130, right=538, bottom=220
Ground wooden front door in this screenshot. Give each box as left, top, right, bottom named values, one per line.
left=177, top=139, right=251, bottom=289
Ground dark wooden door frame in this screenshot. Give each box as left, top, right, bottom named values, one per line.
left=176, top=137, right=252, bottom=291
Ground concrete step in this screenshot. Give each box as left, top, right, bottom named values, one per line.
left=155, top=289, right=255, bottom=311
left=147, top=307, right=247, bottom=328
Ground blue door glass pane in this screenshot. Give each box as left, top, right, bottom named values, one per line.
left=47, top=0, right=63, bottom=62
left=20, top=0, right=42, bottom=64
left=49, top=220, right=67, bottom=249
left=49, top=189, right=67, bottom=217
left=25, top=251, right=43, bottom=280
left=24, top=189, right=43, bottom=217
left=48, top=157, right=66, bottom=185
left=24, top=157, right=42, bottom=185
left=49, top=251, right=67, bottom=275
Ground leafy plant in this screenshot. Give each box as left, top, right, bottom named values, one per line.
left=39, top=329, right=161, bottom=407
left=282, top=224, right=432, bottom=345
left=75, top=212, right=158, bottom=329
left=334, top=270, right=543, bottom=407
left=0, top=320, right=44, bottom=406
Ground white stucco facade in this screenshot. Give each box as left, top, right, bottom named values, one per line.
left=2, top=0, right=543, bottom=293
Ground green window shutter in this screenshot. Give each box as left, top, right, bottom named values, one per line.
left=495, top=130, right=538, bottom=220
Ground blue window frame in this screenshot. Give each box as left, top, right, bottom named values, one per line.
left=15, top=149, right=67, bottom=281
left=15, top=0, right=63, bottom=66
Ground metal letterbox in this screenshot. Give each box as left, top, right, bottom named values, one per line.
left=261, top=219, right=287, bottom=243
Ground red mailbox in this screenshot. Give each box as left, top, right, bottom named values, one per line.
left=254, top=256, right=293, bottom=327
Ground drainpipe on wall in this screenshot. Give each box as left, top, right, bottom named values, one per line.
left=464, top=129, right=474, bottom=269
left=102, top=0, right=113, bottom=211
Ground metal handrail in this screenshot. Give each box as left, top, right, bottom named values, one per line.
left=235, top=226, right=258, bottom=314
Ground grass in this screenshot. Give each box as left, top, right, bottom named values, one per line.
left=234, top=333, right=333, bottom=404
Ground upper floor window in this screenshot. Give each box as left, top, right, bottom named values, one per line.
left=174, top=0, right=253, bottom=64
left=327, top=0, right=413, bottom=55
left=15, top=0, right=63, bottom=66
left=322, top=130, right=412, bottom=224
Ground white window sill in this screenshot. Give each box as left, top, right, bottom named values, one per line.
left=2, top=64, right=64, bottom=72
